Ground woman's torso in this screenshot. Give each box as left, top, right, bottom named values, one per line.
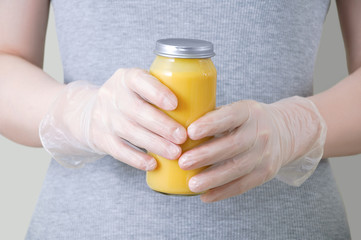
left=26, top=1, right=351, bottom=239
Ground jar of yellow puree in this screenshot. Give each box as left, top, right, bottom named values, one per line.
left=147, top=38, right=217, bottom=195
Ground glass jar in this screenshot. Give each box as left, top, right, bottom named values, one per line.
left=146, top=38, right=217, bottom=195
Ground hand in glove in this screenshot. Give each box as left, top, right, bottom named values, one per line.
left=39, top=68, right=187, bottom=169
left=178, top=97, right=327, bottom=202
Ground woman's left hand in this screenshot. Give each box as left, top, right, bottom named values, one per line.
left=178, top=96, right=327, bottom=202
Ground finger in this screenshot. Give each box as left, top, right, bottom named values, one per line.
left=121, top=68, right=178, bottom=111
left=96, top=134, right=157, bottom=171
left=129, top=95, right=187, bottom=144
left=187, top=101, right=250, bottom=140
left=199, top=134, right=273, bottom=202
left=200, top=168, right=267, bottom=203
left=112, top=116, right=182, bottom=160
left=179, top=118, right=257, bottom=170
left=187, top=132, right=268, bottom=193
left=188, top=152, right=258, bottom=193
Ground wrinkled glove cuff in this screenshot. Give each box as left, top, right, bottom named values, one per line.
left=275, top=96, right=327, bottom=186
left=39, top=81, right=105, bottom=168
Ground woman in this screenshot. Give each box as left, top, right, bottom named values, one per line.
left=0, top=0, right=359, bottom=239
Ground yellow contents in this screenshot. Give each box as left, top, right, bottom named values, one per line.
left=146, top=56, right=217, bottom=195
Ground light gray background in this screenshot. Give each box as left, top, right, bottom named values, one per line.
left=0, top=2, right=360, bottom=239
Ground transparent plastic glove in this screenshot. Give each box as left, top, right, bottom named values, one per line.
left=39, top=68, right=187, bottom=169
left=178, top=96, right=327, bottom=202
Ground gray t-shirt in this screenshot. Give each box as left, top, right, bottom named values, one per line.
left=26, top=0, right=351, bottom=239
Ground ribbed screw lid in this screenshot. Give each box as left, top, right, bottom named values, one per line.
left=154, top=38, right=215, bottom=58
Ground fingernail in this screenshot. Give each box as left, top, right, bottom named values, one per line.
left=187, top=124, right=196, bottom=136
left=188, top=124, right=203, bottom=139
left=167, top=145, right=181, bottom=159
left=189, top=177, right=202, bottom=192
left=163, top=95, right=177, bottom=110
left=173, top=127, right=186, bottom=142
left=179, top=155, right=192, bottom=169
left=145, top=159, right=157, bottom=171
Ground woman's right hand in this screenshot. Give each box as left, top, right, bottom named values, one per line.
left=39, top=68, right=187, bottom=170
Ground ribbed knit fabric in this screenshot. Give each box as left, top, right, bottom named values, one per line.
left=26, top=0, right=351, bottom=239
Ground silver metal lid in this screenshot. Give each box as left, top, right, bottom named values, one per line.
left=154, top=38, right=215, bottom=58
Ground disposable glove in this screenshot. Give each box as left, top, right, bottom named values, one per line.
left=178, top=96, right=327, bottom=202
left=39, top=68, right=187, bottom=169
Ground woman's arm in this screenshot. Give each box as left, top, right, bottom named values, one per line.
left=0, top=0, right=186, bottom=169
left=0, top=0, right=65, bottom=147
left=309, top=0, right=361, bottom=158
left=178, top=1, right=361, bottom=202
